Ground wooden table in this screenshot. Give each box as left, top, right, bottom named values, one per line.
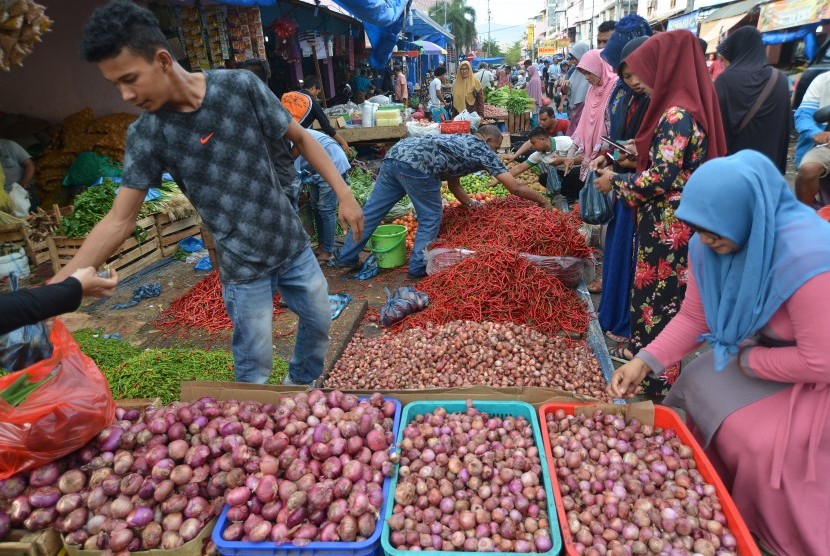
left=337, top=125, right=407, bottom=144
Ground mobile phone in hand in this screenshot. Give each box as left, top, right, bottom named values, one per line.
left=600, top=136, right=635, bottom=156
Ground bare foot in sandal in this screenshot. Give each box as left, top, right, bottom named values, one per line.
left=609, top=344, right=634, bottom=362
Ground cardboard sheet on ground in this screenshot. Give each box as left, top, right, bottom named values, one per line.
left=181, top=381, right=604, bottom=409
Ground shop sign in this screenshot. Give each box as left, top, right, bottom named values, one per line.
left=758, top=0, right=829, bottom=33
left=556, top=39, right=572, bottom=48
left=538, top=45, right=558, bottom=56
left=667, top=10, right=701, bottom=33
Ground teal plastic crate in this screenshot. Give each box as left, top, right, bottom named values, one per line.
left=381, top=400, right=563, bottom=556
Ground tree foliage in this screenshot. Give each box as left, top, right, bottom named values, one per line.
left=503, top=39, right=523, bottom=66
left=478, top=39, right=503, bottom=57
left=428, top=0, right=477, bottom=54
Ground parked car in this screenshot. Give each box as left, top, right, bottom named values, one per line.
left=792, top=38, right=830, bottom=109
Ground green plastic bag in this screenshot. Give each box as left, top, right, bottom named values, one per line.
left=62, top=151, right=122, bottom=187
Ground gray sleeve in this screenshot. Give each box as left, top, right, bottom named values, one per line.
left=9, top=141, right=31, bottom=163
left=121, top=119, right=163, bottom=190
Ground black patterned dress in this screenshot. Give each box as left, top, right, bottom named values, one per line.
left=610, top=106, right=708, bottom=397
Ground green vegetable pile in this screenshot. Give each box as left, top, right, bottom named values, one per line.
left=348, top=166, right=375, bottom=207
left=72, top=330, right=288, bottom=404
left=505, top=88, right=537, bottom=115
left=58, top=178, right=181, bottom=239
left=347, top=165, right=413, bottom=221
left=441, top=173, right=510, bottom=202
left=486, top=86, right=511, bottom=106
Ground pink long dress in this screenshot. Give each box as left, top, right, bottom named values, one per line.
left=640, top=268, right=830, bottom=555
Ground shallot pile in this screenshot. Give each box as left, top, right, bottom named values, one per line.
left=326, top=320, right=610, bottom=400
left=0, top=390, right=398, bottom=552
left=387, top=403, right=555, bottom=553
left=546, top=410, right=739, bottom=555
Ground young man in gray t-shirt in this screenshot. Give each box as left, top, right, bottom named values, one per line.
left=51, top=0, right=364, bottom=386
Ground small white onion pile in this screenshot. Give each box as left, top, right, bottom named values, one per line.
left=546, top=409, right=739, bottom=556
left=388, top=402, right=554, bottom=552
left=0, top=390, right=397, bottom=553
left=326, top=320, right=609, bottom=400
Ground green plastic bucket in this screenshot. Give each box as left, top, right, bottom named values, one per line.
left=368, top=224, right=407, bottom=269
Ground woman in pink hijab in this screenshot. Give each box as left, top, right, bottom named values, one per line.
left=566, top=49, right=619, bottom=180
left=525, top=65, right=544, bottom=127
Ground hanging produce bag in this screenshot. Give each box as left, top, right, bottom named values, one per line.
left=0, top=319, right=116, bottom=479
left=579, top=171, right=613, bottom=225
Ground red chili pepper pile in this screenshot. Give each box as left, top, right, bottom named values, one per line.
left=439, top=197, right=593, bottom=258
left=393, top=248, right=589, bottom=336
left=156, top=271, right=283, bottom=336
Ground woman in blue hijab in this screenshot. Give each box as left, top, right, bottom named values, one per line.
left=609, top=151, right=830, bottom=555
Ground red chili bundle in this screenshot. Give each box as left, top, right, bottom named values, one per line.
left=394, top=248, right=588, bottom=337
left=156, top=271, right=282, bottom=336
left=439, top=197, right=592, bottom=259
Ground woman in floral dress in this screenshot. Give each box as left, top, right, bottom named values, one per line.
left=594, top=30, right=727, bottom=397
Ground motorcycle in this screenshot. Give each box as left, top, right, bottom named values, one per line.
left=326, top=83, right=352, bottom=107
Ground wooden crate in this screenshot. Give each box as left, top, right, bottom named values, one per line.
left=28, top=206, right=74, bottom=267
left=47, top=215, right=161, bottom=281
left=0, top=528, right=64, bottom=556
left=507, top=111, right=531, bottom=133
left=154, top=213, right=202, bottom=257
left=0, top=223, right=36, bottom=266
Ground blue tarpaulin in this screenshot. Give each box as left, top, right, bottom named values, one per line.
left=762, top=22, right=824, bottom=59
left=332, top=0, right=410, bottom=68
left=471, top=57, right=505, bottom=69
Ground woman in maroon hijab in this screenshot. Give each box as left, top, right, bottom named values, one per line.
left=594, top=30, right=727, bottom=398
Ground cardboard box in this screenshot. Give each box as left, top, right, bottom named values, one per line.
left=180, top=381, right=600, bottom=408
left=312, top=117, right=347, bottom=130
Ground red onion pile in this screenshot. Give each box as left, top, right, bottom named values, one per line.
left=326, top=320, right=610, bottom=400
left=219, top=390, right=397, bottom=545
left=0, top=390, right=397, bottom=552
left=387, top=402, right=555, bottom=553
left=546, top=410, right=739, bottom=556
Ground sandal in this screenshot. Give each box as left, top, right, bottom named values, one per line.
left=605, top=331, right=629, bottom=343
left=609, top=344, right=634, bottom=363
left=587, top=278, right=603, bottom=294
left=317, top=253, right=334, bottom=263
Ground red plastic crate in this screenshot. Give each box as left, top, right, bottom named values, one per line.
left=538, top=402, right=761, bottom=556
left=440, top=120, right=471, bottom=134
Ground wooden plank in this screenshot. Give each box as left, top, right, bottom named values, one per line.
left=337, top=125, right=407, bottom=143
left=0, top=528, right=63, bottom=556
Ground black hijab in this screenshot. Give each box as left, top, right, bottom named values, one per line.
left=617, top=37, right=651, bottom=141
left=715, top=26, right=790, bottom=172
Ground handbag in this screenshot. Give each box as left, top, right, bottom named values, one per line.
left=579, top=171, right=613, bottom=225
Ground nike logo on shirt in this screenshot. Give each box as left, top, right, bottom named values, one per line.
left=200, top=132, right=215, bottom=144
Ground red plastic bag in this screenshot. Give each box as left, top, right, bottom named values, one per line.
left=0, top=319, right=115, bottom=479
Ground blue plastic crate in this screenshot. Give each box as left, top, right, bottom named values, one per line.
left=212, top=397, right=402, bottom=556
left=381, top=400, right=563, bottom=556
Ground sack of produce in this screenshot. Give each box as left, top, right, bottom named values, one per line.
left=379, top=287, right=429, bottom=327
left=425, top=243, right=591, bottom=287
left=579, top=171, right=613, bottom=225
left=0, top=319, right=115, bottom=479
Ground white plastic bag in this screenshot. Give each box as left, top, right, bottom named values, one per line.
left=368, top=95, right=392, bottom=105
left=9, top=183, right=30, bottom=217
left=406, top=121, right=441, bottom=137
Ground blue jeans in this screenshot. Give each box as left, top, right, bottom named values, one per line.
left=337, top=159, right=441, bottom=276
left=310, top=172, right=347, bottom=254
left=222, top=247, right=331, bottom=384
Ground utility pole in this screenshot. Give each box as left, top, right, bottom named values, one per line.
left=487, top=0, right=491, bottom=57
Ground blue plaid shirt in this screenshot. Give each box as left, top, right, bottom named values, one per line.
left=386, top=134, right=508, bottom=180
